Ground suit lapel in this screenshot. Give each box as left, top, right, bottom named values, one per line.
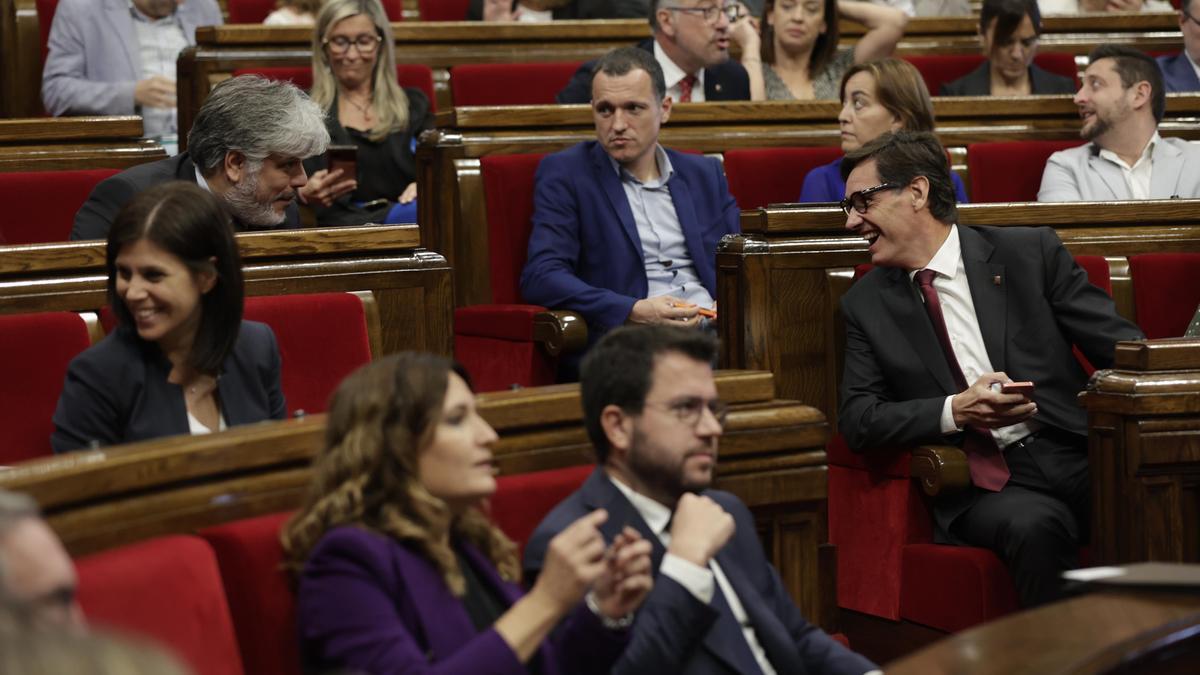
left=709, top=550, right=799, bottom=675
left=394, top=546, right=477, bottom=660
left=104, top=0, right=140, bottom=77
left=881, top=268, right=959, bottom=394
left=1149, top=139, right=1184, bottom=198
left=590, top=143, right=646, bottom=259
left=665, top=157, right=710, bottom=276
left=1085, top=149, right=1131, bottom=199
left=959, top=227, right=1007, bottom=373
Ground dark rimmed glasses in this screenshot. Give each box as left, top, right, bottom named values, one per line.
left=323, top=33, right=383, bottom=56
left=644, top=397, right=730, bottom=427
left=839, top=183, right=900, bottom=216
left=663, top=3, right=742, bottom=24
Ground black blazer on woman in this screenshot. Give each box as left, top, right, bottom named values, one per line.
left=51, top=320, right=286, bottom=452
left=939, top=62, right=1077, bottom=96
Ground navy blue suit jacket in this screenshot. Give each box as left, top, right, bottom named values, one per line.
left=523, top=468, right=878, bottom=675
left=1157, top=52, right=1200, bottom=93
left=556, top=39, right=750, bottom=104
left=51, top=320, right=286, bottom=452
left=520, top=141, right=739, bottom=335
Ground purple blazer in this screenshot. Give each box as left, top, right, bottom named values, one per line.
left=296, top=526, right=626, bottom=675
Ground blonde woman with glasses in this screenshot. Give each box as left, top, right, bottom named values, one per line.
left=301, top=0, right=434, bottom=225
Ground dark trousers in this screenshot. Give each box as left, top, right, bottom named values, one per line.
left=949, top=426, right=1089, bottom=608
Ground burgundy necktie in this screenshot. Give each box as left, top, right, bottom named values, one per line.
left=914, top=269, right=1011, bottom=492
left=678, top=74, right=697, bottom=103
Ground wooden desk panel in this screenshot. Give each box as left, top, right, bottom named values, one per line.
left=0, top=116, right=166, bottom=170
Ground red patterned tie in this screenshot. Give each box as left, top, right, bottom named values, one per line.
left=678, top=74, right=697, bottom=103
left=914, top=269, right=1011, bottom=492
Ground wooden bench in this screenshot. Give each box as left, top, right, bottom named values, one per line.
left=0, top=368, right=838, bottom=629
left=0, top=116, right=166, bottom=170
left=418, top=98, right=1200, bottom=306
left=0, top=224, right=453, bottom=357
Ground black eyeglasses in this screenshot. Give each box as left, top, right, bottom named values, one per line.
left=323, top=33, right=383, bottom=56
left=663, top=3, right=742, bottom=24
left=1185, top=10, right=1200, bottom=26
left=839, top=183, right=899, bottom=216
left=644, top=397, right=729, bottom=427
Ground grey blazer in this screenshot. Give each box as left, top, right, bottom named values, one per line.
left=41, top=0, right=222, bottom=116
left=1037, top=136, right=1200, bottom=202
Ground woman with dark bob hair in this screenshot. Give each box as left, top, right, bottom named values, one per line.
left=284, top=353, right=654, bottom=675
left=800, top=57, right=969, bottom=202
left=940, top=0, right=1076, bottom=96
left=734, top=0, right=907, bottom=101
left=51, top=182, right=285, bottom=452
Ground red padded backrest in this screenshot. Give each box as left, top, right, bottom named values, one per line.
left=1032, top=52, right=1080, bottom=84
left=200, top=512, right=300, bottom=675
left=966, top=140, right=1084, bottom=203
left=1129, top=253, right=1200, bottom=338
left=232, top=64, right=436, bottom=110
left=480, top=153, right=546, bottom=305
left=491, top=465, right=593, bottom=558
left=419, top=0, right=470, bottom=20
left=0, top=312, right=93, bottom=464
left=904, top=54, right=986, bottom=95
left=36, top=0, right=58, bottom=65
left=450, top=62, right=583, bottom=106
left=226, top=0, right=276, bottom=23
left=243, top=293, right=373, bottom=415
left=76, top=535, right=245, bottom=675
left=1073, top=255, right=1111, bottom=294
left=723, top=146, right=845, bottom=210
left=0, top=169, right=119, bottom=244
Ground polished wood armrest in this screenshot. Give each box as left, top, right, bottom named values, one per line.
left=910, top=445, right=971, bottom=497
left=532, top=310, right=587, bottom=356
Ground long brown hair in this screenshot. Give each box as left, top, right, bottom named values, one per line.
left=281, top=353, right=518, bottom=595
left=759, top=0, right=840, bottom=78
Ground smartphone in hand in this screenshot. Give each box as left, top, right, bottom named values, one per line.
left=326, top=144, right=357, bottom=182
left=999, top=381, right=1035, bottom=398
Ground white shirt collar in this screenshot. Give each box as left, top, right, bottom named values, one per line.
left=908, top=224, right=961, bottom=282
left=193, top=165, right=213, bottom=193
left=1098, top=131, right=1160, bottom=171
left=608, top=473, right=673, bottom=538
left=652, top=40, right=704, bottom=96
left=606, top=144, right=674, bottom=186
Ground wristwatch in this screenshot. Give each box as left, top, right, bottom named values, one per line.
left=585, top=591, right=635, bottom=630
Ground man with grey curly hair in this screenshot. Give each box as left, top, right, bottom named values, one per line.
left=71, top=75, right=330, bottom=240
left=0, top=489, right=84, bottom=631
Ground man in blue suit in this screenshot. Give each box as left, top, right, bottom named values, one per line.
left=521, top=47, right=739, bottom=369
left=524, top=326, right=879, bottom=675
left=1157, top=0, right=1200, bottom=92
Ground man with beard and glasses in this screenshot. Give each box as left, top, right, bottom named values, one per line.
left=1038, top=44, right=1200, bottom=201
left=71, top=75, right=330, bottom=241
left=523, top=325, right=880, bottom=675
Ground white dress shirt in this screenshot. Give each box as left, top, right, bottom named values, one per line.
left=129, top=1, right=187, bottom=151
left=1098, top=132, right=1159, bottom=201
left=608, top=475, right=777, bottom=675
left=914, top=225, right=1037, bottom=447
left=653, top=41, right=706, bottom=102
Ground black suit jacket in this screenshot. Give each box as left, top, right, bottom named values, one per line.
left=51, top=320, right=287, bottom=452
left=71, top=152, right=301, bottom=241
left=939, top=62, right=1077, bottom=97
left=556, top=38, right=750, bottom=104
left=524, top=468, right=878, bottom=675
left=837, top=226, right=1142, bottom=527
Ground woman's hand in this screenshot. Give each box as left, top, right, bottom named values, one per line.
left=398, top=182, right=418, bottom=205
left=298, top=168, right=357, bottom=209
left=591, top=527, right=654, bottom=621
left=531, top=508, right=610, bottom=614
left=730, top=4, right=761, bottom=61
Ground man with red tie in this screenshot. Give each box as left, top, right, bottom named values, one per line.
left=837, top=130, right=1142, bottom=607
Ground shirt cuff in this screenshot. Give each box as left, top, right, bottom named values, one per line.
left=940, top=395, right=961, bottom=435
left=660, top=553, right=715, bottom=604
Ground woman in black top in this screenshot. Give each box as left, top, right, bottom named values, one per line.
left=940, top=0, right=1076, bottom=97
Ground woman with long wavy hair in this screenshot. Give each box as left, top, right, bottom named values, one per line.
left=283, top=353, right=653, bottom=675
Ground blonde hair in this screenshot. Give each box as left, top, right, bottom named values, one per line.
left=311, top=0, right=410, bottom=142
left=281, top=353, right=519, bottom=596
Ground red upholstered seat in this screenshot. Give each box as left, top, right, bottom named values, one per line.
left=76, top=535, right=245, bottom=675
left=0, top=169, right=119, bottom=244
left=723, top=146, right=845, bottom=210
left=243, top=292, right=374, bottom=415
left=454, top=153, right=566, bottom=392
left=200, top=512, right=300, bottom=675
left=0, top=312, right=94, bottom=464
left=906, top=53, right=1077, bottom=96
left=967, top=140, right=1084, bottom=203
left=1129, top=253, right=1200, bottom=338
left=1071, top=255, right=1113, bottom=373
left=450, top=62, right=583, bottom=106
left=233, top=64, right=437, bottom=110
left=491, top=464, right=593, bottom=558
left=36, top=0, right=58, bottom=65
left=228, top=0, right=403, bottom=22
left=419, top=0, right=470, bottom=20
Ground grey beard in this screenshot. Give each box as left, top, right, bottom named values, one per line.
left=223, top=172, right=288, bottom=227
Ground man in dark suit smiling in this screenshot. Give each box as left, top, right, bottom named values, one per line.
left=838, top=130, right=1142, bottom=607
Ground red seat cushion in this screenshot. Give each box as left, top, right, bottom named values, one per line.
left=233, top=64, right=436, bottom=110
left=76, top=535, right=245, bottom=675
left=1070, top=255, right=1113, bottom=374
left=899, top=543, right=1018, bottom=633
left=229, top=0, right=403, bottom=22
left=481, top=153, right=546, bottom=305
left=419, top=0, right=470, bottom=20
left=723, top=147, right=845, bottom=210
left=200, top=512, right=300, bottom=675
left=967, top=140, right=1084, bottom=203
left=0, top=312, right=93, bottom=464
left=904, top=54, right=987, bottom=95
left=491, top=465, right=593, bottom=559
left=244, top=293, right=373, bottom=415
left=0, top=169, right=119, bottom=244
left=1129, top=253, right=1200, bottom=338
left=36, top=0, right=59, bottom=65
left=451, top=62, right=583, bottom=106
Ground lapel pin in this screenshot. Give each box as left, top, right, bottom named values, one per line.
left=714, top=83, right=722, bottom=92
left=993, top=275, right=1002, bottom=286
